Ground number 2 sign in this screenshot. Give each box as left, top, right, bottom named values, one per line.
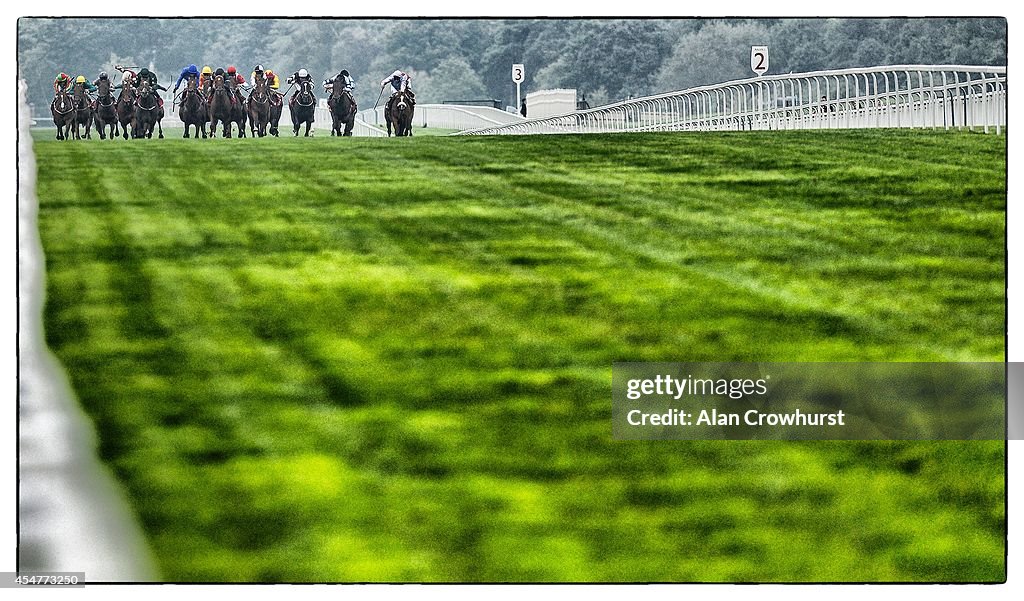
left=751, top=46, right=769, bottom=76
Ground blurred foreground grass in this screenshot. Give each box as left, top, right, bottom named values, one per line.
left=32, top=129, right=1006, bottom=582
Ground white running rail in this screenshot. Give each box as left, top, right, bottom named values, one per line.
left=360, top=103, right=525, bottom=131
left=455, top=65, right=1006, bottom=136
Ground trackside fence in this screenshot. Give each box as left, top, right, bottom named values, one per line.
left=455, top=65, right=1007, bottom=136
left=360, top=104, right=526, bottom=131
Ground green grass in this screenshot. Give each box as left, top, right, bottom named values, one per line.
left=32, top=129, right=1006, bottom=582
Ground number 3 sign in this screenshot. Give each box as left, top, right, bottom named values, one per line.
left=512, top=64, right=525, bottom=84
left=751, top=46, right=769, bottom=76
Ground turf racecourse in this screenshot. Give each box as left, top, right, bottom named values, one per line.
left=31, top=129, right=1006, bottom=582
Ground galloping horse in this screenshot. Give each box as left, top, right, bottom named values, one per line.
left=268, top=90, right=283, bottom=137
left=328, top=73, right=357, bottom=137
left=134, top=79, right=165, bottom=139
left=227, top=76, right=247, bottom=138
left=92, top=78, right=119, bottom=139
left=50, top=88, right=76, bottom=141
left=71, top=82, right=94, bottom=140
left=386, top=89, right=415, bottom=137
left=179, top=77, right=208, bottom=139
left=290, top=79, right=316, bottom=137
left=115, top=83, right=136, bottom=139
left=208, top=75, right=235, bottom=138
left=246, top=77, right=271, bottom=137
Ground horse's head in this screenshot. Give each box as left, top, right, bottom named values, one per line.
left=98, top=79, right=111, bottom=98
left=117, top=84, right=136, bottom=105
left=52, top=89, right=73, bottom=113
left=300, top=79, right=314, bottom=98
left=395, top=91, right=412, bottom=113
left=187, top=76, right=197, bottom=91
left=137, top=80, right=157, bottom=103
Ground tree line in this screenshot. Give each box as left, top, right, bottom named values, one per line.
left=18, top=18, right=1006, bottom=115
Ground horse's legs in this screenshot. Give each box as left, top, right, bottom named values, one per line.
left=157, top=120, right=164, bottom=139
left=200, top=122, right=208, bottom=139
left=224, top=121, right=232, bottom=139
left=305, top=121, right=312, bottom=137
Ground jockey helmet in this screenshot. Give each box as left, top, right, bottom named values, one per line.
left=340, top=69, right=349, bottom=77
left=58, top=72, right=69, bottom=80
left=202, top=66, right=213, bottom=75
left=298, top=68, right=309, bottom=78
left=139, top=68, right=150, bottom=76
left=187, top=64, right=198, bottom=75
left=99, top=71, right=108, bottom=80
left=254, top=64, right=264, bottom=73
left=266, top=70, right=275, bottom=77
left=215, top=67, right=225, bottom=76
left=227, top=66, right=236, bottom=74
left=75, top=75, right=86, bottom=83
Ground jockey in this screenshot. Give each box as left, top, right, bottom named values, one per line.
left=380, top=69, right=413, bottom=98
left=286, top=68, right=314, bottom=105
left=53, top=72, right=73, bottom=95
left=264, top=69, right=282, bottom=105
left=265, top=69, right=280, bottom=91
left=92, top=71, right=110, bottom=88
left=226, top=65, right=246, bottom=86
left=136, top=68, right=167, bottom=92
left=198, top=66, right=214, bottom=90
left=73, top=75, right=98, bottom=97
left=135, top=68, right=167, bottom=107
left=173, top=64, right=201, bottom=93
left=250, top=64, right=267, bottom=87
left=324, top=69, right=355, bottom=95
left=113, top=65, right=138, bottom=89
left=226, top=66, right=246, bottom=103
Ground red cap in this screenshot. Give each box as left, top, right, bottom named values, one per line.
left=227, top=66, right=236, bottom=74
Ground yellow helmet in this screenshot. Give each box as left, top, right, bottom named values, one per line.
left=202, top=66, right=212, bottom=75
left=75, top=75, right=86, bottom=83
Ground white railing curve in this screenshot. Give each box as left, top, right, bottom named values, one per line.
left=455, top=65, right=1006, bottom=136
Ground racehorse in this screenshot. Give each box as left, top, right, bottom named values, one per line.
left=246, top=77, right=271, bottom=137
left=115, top=83, right=137, bottom=139
left=386, top=89, right=415, bottom=137
left=290, top=79, right=316, bottom=137
left=179, top=77, right=208, bottom=139
left=71, top=82, right=94, bottom=140
left=268, top=90, right=283, bottom=137
left=92, top=78, right=119, bottom=140
left=134, top=79, right=165, bottom=139
left=227, top=76, right=247, bottom=138
left=328, top=73, right=357, bottom=137
left=208, top=75, right=234, bottom=138
left=50, top=88, right=76, bottom=141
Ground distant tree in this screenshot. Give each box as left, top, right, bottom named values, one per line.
left=657, top=20, right=773, bottom=90
left=423, top=57, right=487, bottom=103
